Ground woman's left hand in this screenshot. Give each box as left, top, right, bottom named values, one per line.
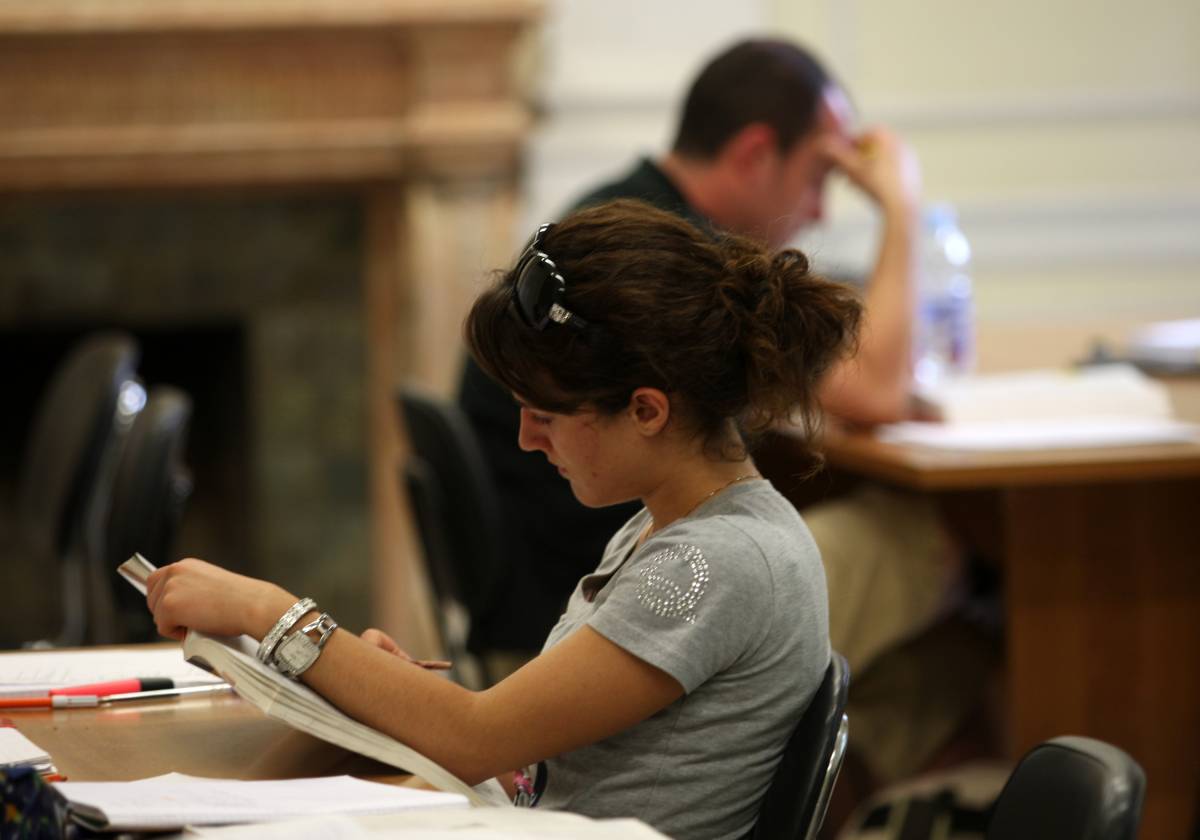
left=146, top=558, right=296, bottom=642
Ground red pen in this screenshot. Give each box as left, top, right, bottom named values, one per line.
left=0, top=683, right=233, bottom=710
left=48, top=677, right=176, bottom=697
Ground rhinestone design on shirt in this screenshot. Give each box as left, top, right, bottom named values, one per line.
left=635, top=544, right=709, bottom=623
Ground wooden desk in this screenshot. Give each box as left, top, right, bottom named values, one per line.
left=776, top=419, right=1200, bottom=839
left=12, top=691, right=412, bottom=785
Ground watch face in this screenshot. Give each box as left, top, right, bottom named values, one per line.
left=276, top=633, right=317, bottom=672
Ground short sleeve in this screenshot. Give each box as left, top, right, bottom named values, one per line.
left=586, top=519, right=773, bottom=692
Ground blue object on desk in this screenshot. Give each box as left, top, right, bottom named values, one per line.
left=0, top=765, right=70, bottom=840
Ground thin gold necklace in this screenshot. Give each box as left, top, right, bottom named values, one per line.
left=647, top=472, right=760, bottom=536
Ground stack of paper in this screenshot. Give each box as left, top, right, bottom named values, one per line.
left=883, top=364, right=1200, bottom=451
left=0, top=728, right=54, bottom=774
left=54, top=773, right=467, bottom=832
left=183, top=809, right=672, bottom=838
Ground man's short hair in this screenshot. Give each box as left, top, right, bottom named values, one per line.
left=671, top=39, right=834, bottom=160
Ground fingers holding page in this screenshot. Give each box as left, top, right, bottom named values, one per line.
left=146, top=558, right=296, bottom=642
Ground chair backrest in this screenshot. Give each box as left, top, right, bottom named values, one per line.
left=106, top=386, right=194, bottom=642
left=17, top=332, right=141, bottom=558
left=12, top=332, right=143, bottom=647
left=396, top=386, right=503, bottom=644
left=987, top=735, right=1145, bottom=840
left=750, top=651, right=851, bottom=840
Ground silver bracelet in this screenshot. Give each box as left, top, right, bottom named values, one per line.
left=257, top=597, right=317, bottom=664
left=272, top=612, right=339, bottom=678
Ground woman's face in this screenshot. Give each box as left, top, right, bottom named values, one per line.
left=516, top=402, right=646, bottom=508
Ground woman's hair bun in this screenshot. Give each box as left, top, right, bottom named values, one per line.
left=465, top=198, right=862, bottom=460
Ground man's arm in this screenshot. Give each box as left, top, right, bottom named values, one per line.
left=817, top=128, right=922, bottom=426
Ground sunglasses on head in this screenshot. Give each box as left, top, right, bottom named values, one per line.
left=511, top=223, right=592, bottom=332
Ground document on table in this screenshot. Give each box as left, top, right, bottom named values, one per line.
left=0, top=647, right=223, bottom=697
left=54, top=773, right=467, bottom=831
left=0, top=728, right=53, bottom=772
left=878, top=417, right=1200, bottom=451
left=885, top=364, right=1200, bottom=451
left=181, top=809, right=672, bottom=839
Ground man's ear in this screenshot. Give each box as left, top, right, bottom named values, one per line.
left=720, top=122, right=779, bottom=176
left=628, top=388, right=671, bottom=436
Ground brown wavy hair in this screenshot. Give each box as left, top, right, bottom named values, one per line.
left=465, top=199, right=861, bottom=460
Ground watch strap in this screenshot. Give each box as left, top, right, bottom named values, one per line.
left=257, top=597, right=317, bottom=664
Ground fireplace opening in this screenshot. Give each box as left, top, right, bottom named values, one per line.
left=1, top=193, right=371, bottom=638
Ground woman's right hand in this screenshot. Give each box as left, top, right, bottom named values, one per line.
left=146, top=558, right=296, bottom=642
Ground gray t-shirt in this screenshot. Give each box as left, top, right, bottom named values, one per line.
left=538, top=479, right=830, bottom=840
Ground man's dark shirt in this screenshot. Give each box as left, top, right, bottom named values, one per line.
left=458, top=158, right=712, bottom=651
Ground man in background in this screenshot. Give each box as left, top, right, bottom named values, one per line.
left=460, top=37, right=979, bottom=793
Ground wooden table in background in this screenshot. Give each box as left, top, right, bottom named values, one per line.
left=765, top=399, right=1200, bottom=840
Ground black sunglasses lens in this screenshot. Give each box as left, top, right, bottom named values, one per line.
left=515, top=256, right=557, bottom=328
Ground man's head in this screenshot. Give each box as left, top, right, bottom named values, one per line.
left=668, top=39, right=854, bottom=248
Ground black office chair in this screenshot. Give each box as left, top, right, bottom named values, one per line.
left=8, top=332, right=144, bottom=648
left=748, top=651, right=851, bottom=840
left=987, top=735, right=1145, bottom=840
left=106, top=386, right=194, bottom=643
left=396, top=386, right=504, bottom=686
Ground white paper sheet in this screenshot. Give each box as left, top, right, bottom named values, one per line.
left=0, top=728, right=53, bottom=770
left=55, top=773, right=467, bottom=831
left=182, top=808, right=671, bottom=839
left=1129, top=318, right=1200, bottom=367
left=913, top=364, right=1174, bottom=425
left=878, top=418, right=1200, bottom=451
left=0, top=647, right=223, bottom=697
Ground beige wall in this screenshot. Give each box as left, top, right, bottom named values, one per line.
left=772, top=0, right=1200, bottom=368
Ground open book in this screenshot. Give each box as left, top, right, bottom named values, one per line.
left=179, top=632, right=507, bottom=806
left=884, top=363, right=1200, bottom=451
left=180, top=631, right=509, bottom=807
left=116, top=554, right=509, bottom=807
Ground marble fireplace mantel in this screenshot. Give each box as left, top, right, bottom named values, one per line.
left=0, top=0, right=541, bottom=652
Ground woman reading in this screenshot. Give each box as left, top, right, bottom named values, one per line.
left=146, top=199, right=861, bottom=840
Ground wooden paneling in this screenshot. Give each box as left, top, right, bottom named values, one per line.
left=1003, top=480, right=1200, bottom=840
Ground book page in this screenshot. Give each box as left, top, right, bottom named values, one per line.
left=55, top=773, right=466, bottom=831
left=0, top=647, right=223, bottom=697
left=914, top=364, right=1174, bottom=425
left=183, top=632, right=511, bottom=808
left=879, top=417, right=1200, bottom=451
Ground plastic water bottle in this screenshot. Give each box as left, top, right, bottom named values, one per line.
left=914, top=204, right=974, bottom=388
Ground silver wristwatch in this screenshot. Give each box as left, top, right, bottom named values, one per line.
left=272, top=612, right=339, bottom=679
